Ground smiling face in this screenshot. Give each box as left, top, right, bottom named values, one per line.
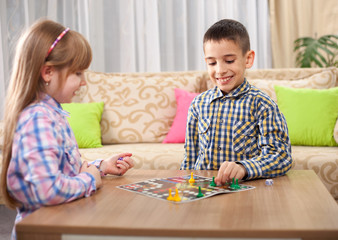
left=43, top=67, right=86, bottom=103
left=56, top=70, right=86, bottom=103
left=204, top=39, right=255, bottom=94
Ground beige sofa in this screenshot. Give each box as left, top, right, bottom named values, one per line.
left=0, top=67, right=337, bottom=205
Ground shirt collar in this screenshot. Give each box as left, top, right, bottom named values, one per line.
left=210, top=78, right=251, bottom=103
left=40, top=93, right=70, bottom=117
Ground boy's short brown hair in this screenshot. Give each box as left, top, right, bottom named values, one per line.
left=203, top=19, right=250, bottom=55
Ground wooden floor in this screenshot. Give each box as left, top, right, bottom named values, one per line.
left=0, top=205, right=16, bottom=240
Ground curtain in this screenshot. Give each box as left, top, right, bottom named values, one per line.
left=0, top=0, right=271, bottom=119
left=269, top=0, right=338, bottom=68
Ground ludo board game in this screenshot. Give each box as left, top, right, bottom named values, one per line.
left=117, top=173, right=255, bottom=203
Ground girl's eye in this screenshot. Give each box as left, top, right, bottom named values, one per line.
left=226, top=60, right=235, bottom=64
left=208, top=62, right=216, bottom=66
left=76, top=72, right=82, bottom=76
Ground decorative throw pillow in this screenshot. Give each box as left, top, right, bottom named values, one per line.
left=61, top=102, right=104, bottom=148
left=274, top=86, right=338, bottom=146
left=162, top=88, right=199, bottom=143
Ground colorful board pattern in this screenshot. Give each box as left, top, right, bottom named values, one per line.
left=117, top=174, right=255, bottom=203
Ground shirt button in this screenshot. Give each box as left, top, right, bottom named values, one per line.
left=217, top=146, right=222, bottom=151
left=220, top=119, right=224, bottom=124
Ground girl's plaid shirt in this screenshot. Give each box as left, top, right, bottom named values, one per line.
left=7, top=94, right=102, bottom=224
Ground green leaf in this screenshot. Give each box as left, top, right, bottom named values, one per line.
left=294, top=34, right=338, bottom=68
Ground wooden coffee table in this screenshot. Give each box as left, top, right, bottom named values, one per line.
left=16, top=170, right=338, bottom=240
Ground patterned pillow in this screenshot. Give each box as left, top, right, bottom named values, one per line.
left=248, top=70, right=337, bottom=102
left=73, top=71, right=208, bottom=144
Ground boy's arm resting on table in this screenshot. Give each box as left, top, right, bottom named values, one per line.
left=181, top=104, right=199, bottom=170
left=239, top=105, right=293, bottom=180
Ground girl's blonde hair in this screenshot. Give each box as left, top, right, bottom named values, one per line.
left=1, top=19, right=92, bottom=209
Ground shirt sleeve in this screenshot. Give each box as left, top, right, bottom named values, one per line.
left=181, top=102, right=199, bottom=170
left=239, top=103, right=293, bottom=179
left=88, top=159, right=103, bottom=168
left=89, top=159, right=105, bottom=176
left=18, top=113, right=97, bottom=206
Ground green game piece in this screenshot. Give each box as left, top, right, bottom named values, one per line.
left=236, top=179, right=241, bottom=189
left=209, top=176, right=217, bottom=187
left=230, top=178, right=241, bottom=190
left=230, top=178, right=235, bottom=188
left=196, top=186, right=204, bottom=198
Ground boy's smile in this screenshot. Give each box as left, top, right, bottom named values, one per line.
left=204, top=39, right=254, bottom=94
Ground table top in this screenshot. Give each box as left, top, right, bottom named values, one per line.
left=16, top=170, right=338, bottom=240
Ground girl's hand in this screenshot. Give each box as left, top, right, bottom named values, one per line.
left=215, top=162, right=246, bottom=185
left=80, top=161, right=102, bottom=189
left=100, top=153, right=134, bottom=176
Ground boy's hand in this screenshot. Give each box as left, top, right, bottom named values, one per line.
left=100, top=153, right=134, bottom=176
left=215, top=162, right=246, bottom=185
left=80, top=161, right=102, bottom=189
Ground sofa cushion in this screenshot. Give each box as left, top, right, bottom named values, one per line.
left=275, top=86, right=338, bottom=146
left=79, top=143, right=184, bottom=170
left=73, top=71, right=209, bottom=144
left=245, top=67, right=338, bottom=83
left=162, top=88, right=199, bottom=143
left=78, top=143, right=338, bottom=201
left=62, top=102, right=104, bottom=148
left=291, top=145, right=338, bottom=201
left=249, top=69, right=337, bottom=102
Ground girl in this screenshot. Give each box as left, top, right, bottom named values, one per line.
left=0, top=19, right=134, bottom=239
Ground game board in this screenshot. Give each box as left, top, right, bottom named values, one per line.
left=117, top=174, right=255, bottom=203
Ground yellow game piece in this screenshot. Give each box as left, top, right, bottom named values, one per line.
left=189, top=172, right=195, bottom=183
left=167, top=188, right=174, bottom=201
left=173, top=188, right=181, bottom=202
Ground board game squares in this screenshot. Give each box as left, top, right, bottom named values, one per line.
left=124, top=184, right=143, bottom=190
left=117, top=175, right=255, bottom=203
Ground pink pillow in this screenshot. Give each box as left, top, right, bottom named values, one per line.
left=162, top=88, right=199, bottom=143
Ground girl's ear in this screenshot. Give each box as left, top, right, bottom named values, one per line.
left=40, top=65, right=54, bottom=84
left=245, top=50, right=255, bottom=69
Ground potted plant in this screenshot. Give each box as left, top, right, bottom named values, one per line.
left=294, top=34, right=338, bottom=68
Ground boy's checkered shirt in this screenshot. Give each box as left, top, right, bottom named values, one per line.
left=181, top=79, right=292, bottom=179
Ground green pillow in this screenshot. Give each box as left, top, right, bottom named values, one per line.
left=274, top=86, right=338, bottom=146
left=61, top=102, right=104, bottom=148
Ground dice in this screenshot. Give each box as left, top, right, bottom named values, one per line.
left=265, top=179, right=273, bottom=186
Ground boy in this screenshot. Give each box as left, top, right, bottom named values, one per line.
left=180, top=19, right=292, bottom=185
